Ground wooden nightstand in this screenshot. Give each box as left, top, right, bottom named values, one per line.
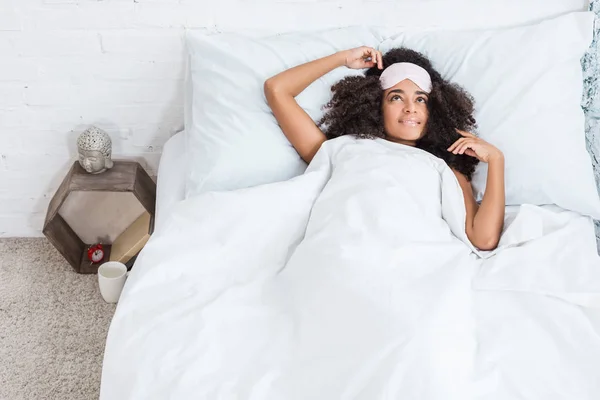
left=43, top=160, right=156, bottom=274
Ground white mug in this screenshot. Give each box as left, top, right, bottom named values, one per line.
left=98, top=261, right=128, bottom=303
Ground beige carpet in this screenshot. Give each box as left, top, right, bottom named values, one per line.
left=0, top=238, right=116, bottom=400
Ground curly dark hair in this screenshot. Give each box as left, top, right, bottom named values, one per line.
left=318, top=47, right=479, bottom=179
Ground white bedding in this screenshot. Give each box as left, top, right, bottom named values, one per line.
left=101, top=137, right=600, bottom=399
left=155, top=131, right=186, bottom=233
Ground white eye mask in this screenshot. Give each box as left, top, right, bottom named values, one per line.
left=379, top=62, right=432, bottom=93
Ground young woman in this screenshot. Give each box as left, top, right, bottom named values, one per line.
left=264, top=46, right=505, bottom=251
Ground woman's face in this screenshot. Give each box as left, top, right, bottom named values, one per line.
left=381, top=79, right=429, bottom=146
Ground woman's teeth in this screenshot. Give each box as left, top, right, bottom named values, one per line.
left=401, top=120, right=418, bottom=126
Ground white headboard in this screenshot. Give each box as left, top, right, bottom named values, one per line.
left=211, top=0, right=589, bottom=33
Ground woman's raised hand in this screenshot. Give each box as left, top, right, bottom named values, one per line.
left=448, top=129, right=504, bottom=164
left=341, top=46, right=383, bottom=70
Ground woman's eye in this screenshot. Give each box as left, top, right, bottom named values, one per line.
left=417, top=97, right=427, bottom=103
left=391, top=95, right=401, bottom=101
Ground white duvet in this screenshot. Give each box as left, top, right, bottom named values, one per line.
left=101, top=137, right=600, bottom=400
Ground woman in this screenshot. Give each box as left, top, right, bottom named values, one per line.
left=264, top=46, right=505, bottom=251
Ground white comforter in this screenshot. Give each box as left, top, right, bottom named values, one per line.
left=101, top=137, right=600, bottom=400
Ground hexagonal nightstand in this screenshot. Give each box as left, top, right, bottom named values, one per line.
left=43, top=161, right=156, bottom=274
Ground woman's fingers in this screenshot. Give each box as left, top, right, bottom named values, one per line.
left=457, top=142, right=472, bottom=154
left=455, top=142, right=467, bottom=155
left=358, top=47, right=371, bottom=62
left=346, top=46, right=382, bottom=69
left=457, top=140, right=476, bottom=154
left=449, top=135, right=485, bottom=158
left=447, top=139, right=460, bottom=152
left=448, top=137, right=467, bottom=152
left=464, top=149, right=477, bottom=158
left=361, top=47, right=383, bottom=69
left=456, top=140, right=471, bottom=154
left=370, top=48, right=378, bottom=66
left=452, top=139, right=477, bottom=155
left=356, top=47, right=383, bottom=69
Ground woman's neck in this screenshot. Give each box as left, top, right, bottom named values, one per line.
left=385, top=136, right=417, bottom=147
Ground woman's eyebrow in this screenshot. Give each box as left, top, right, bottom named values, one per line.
left=388, top=89, right=405, bottom=95
left=387, top=89, right=429, bottom=97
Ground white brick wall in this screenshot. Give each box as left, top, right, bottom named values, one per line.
left=0, top=0, right=590, bottom=237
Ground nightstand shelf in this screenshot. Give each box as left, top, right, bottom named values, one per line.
left=43, top=161, right=156, bottom=274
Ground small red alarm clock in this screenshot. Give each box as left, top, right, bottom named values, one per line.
left=87, top=244, right=105, bottom=264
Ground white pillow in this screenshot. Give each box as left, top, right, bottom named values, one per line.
left=184, top=27, right=385, bottom=197
left=379, top=12, right=600, bottom=218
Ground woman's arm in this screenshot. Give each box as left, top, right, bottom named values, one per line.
left=449, top=130, right=505, bottom=251
left=264, top=46, right=383, bottom=163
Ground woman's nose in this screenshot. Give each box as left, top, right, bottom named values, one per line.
left=403, top=103, right=416, bottom=113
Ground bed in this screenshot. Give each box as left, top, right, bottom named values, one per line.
left=100, top=4, right=600, bottom=399
left=103, top=133, right=600, bottom=399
